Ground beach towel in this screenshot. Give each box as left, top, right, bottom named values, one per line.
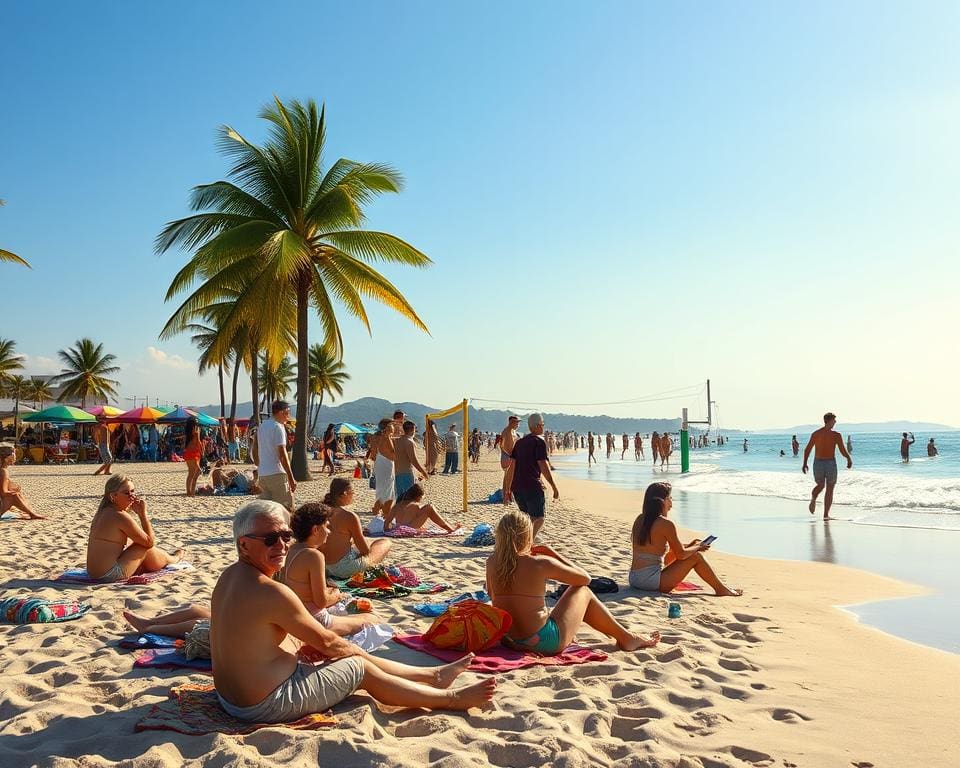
left=119, top=633, right=182, bottom=650
left=333, top=565, right=450, bottom=600
left=394, top=633, right=608, bottom=673
left=0, top=596, right=91, bottom=624
left=134, top=647, right=212, bottom=672
left=463, top=523, right=495, bottom=547
left=411, top=590, right=490, bottom=618
left=54, top=562, right=194, bottom=586
left=672, top=581, right=701, bottom=592
left=423, top=600, right=512, bottom=652
left=487, top=489, right=503, bottom=504
left=376, top=524, right=461, bottom=539
left=135, top=682, right=337, bottom=735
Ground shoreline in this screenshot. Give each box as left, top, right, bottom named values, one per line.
left=1, top=456, right=958, bottom=766
left=553, top=461, right=960, bottom=654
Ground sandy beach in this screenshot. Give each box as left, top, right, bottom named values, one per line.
left=1, top=451, right=958, bottom=767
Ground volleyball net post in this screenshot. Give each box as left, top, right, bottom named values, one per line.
left=680, top=407, right=690, bottom=473
left=425, top=398, right=468, bottom=513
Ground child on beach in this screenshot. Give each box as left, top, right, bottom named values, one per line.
left=629, top=482, right=742, bottom=596
left=487, top=511, right=661, bottom=655
left=0, top=444, right=44, bottom=519
left=321, top=478, right=391, bottom=579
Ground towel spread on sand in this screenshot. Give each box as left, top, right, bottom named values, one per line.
left=135, top=683, right=337, bottom=735
left=333, top=565, right=450, bottom=600
left=119, top=633, right=182, bottom=650
left=54, top=562, right=194, bottom=585
left=393, top=633, right=608, bottom=673
left=375, top=524, right=461, bottom=539
left=0, top=596, right=91, bottom=623
left=672, top=581, right=701, bottom=592
left=411, top=590, right=491, bottom=617
left=135, top=647, right=212, bottom=672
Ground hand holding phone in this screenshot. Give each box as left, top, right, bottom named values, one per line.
left=700, top=534, right=717, bottom=547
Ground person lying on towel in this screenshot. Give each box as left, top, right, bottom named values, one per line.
left=211, top=500, right=495, bottom=722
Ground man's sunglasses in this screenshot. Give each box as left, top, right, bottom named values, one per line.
left=243, top=530, right=294, bottom=547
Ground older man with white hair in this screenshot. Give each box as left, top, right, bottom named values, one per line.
left=502, top=413, right=559, bottom=539
left=210, top=500, right=495, bottom=722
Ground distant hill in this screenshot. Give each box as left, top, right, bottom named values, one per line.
left=755, top=420, right=959, bottom=435
left=188, top=397, right=692, bottom=436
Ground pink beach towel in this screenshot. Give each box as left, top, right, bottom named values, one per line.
left=382, top=524, right=461, bottom=538
left=135, top=683, right=337, bottom=735
left=393, top=633, right=608, bottom=673
left=54, top=562, right=194, bottom=586
left=672, top=581, right=701, bottom=592
left=134, top=648, right=212, bottom=673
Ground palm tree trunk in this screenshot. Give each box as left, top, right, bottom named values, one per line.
left=218, top=364, right=226, bottom=418
left=229, top=357, right=240, bottom=425
left=250, top=340, right=260, bottom=428
left=292, top=273, right=312, bottom=482
left=13, top=395, right=20, bottom=441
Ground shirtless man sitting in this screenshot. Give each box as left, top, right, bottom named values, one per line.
left=500, top=416, right=520, bottom=470
left=211, top=500, right=495, bottom=723
left=802, top=412, right=853, bottom=519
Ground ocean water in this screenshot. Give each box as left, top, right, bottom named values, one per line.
left=555, top=432, right=960, bottom=530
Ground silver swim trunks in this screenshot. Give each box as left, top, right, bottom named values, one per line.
left=812, top=458, right=838, bottom=484
left=217, top=658, right=364, bottom=722
left=628, top=565, right=662, bottom=591
left=326, top=548, right=368, bottom=580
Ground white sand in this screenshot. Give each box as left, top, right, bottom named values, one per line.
left=0, top=451, right=957, bottom=767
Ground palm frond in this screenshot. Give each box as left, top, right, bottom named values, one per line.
left=319, top=230, right=432, bottom=267
left=0, top=248, right=31, bottom=268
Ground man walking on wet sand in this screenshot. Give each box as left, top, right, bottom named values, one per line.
left=802, top=412, right=853, bottom=519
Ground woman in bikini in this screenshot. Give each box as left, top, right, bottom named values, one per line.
left=367, top=418, right=396, bottom=519
left=183, top=417, right=203, bottom=497
left=0, top=444, right=44, bottom=519
left=280, top=502, right=384, bottom=634
left=486, top=511, right=660, bottom=656
left=320, top=478, right=392, bottom=580
left=86, top=474, right=183, bottom=582
left=322, top=424, right=337, bottom=475
left=382, top=483, right=460, bottom=533
left=630, top=481, right=742, bottom=596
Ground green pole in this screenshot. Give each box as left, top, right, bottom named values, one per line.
left=680, top=407, right=690, bottom=473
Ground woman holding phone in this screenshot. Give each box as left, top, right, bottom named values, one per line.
left=630, top=482, right=742, bottom=596
left=85, top=474, right=183, bottom=582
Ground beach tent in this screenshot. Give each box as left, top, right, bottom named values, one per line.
left=158, top=407, right=220, bottom=427
left=110, top=406, right=168, bottom=424
left=22, top=405, right=96, bottom=424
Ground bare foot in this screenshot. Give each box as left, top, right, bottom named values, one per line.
left=123, top=610, right=150, bottom=633
left=715, top=586, right=743, bottom=597
left=619, top=630, right=661, bottom=651
left=434, top=653, right=475, bottom=688
left=27, top=512, right=47, bottom=520
left=808, top=497, right=816, bottom=514
left=170, top=548, right=185, bottom=564
left=448, top=677, right=496, bottom=710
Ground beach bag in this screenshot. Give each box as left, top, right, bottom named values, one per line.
left=487, top=489, right=503, bottom=504
left=423, top=600, right=512, bottom=652
left=183, top=619, right=211, bottom=659
left=463, top=523, right=495, bottom=547
left=551, top=577, right=619, bottom=600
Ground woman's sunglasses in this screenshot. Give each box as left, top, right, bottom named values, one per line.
left=243, top=530, right=294, bottom=547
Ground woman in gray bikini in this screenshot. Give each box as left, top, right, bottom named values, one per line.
left=630, top=482, right=742, bottom=596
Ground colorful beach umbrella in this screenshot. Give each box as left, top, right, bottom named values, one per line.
left=86, top=405, right=123, bottom=418
left=157, top=407, right=219, bottom=427
left=110, top=406, right=167, bottom=424
left=22, top=405, right=97, bottom=423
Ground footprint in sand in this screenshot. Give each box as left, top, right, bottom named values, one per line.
left=771, top=707, right=812, bottom=723
left=732, top=613, right=770, bottom=623
left=609, top=715, right=657, bottom=742
left=718, top=656, right=760, bottom=673
left=656, top=646, right=685, bottom=663
left=729, top=746, right=775, bottom=766
left=394, top=715, right=453, bottom=738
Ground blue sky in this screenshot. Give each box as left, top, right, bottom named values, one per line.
left=2, top=1, right=959, bottom=429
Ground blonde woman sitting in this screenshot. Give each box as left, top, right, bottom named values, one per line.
left=486, top=511, right=660, bottom=655
left=0, top=445, right=44, bottom=520
left=281, top=502, right=383, bottom=634
left=85, top=474, right=182, bottom=582
left=321, top=478, right=391, bottom=579
left=382, top=483, right=460, bottom=533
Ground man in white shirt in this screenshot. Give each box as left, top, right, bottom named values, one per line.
left=442, top=424, right=460, bottom=474
left=255, top=400, right=296, bottom=511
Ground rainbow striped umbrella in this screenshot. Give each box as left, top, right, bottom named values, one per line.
left=158, top=407, right=220, bottom=427
left=86, top=405, right=124, bottom=418
left=110, top=406, right=167, bottom=424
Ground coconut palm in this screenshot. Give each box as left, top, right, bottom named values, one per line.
left=258, top=355, right=296, bottom=411
left=157, top=97, right=431, bottom=481
left=307, top=343, right=349, bottom=435
left=0, top=200, right=31, bottom=268
left=189, top=321, right=233, bottom=419
left=0, top=338, right=24, bottom=385
left=3, top=375, right=31, bottom=438
left=27, top=378, right=53, bottom=410
left=49, top=338, right=120, bottom=408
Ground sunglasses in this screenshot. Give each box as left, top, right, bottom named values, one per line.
left=243, top=530, right=294, bottom=547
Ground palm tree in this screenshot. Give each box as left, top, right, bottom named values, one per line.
left=258, top=354, right=296, bottom=412
left=307, top=343, right=349, bottom=435
left=189, top=321, right=232, bottom=418
left=0, top=338, right=24, bottom=385
left=0, top=200, right=31, bottom=268
left=49, top=338, right=120, bottom=408
left=3, top=374, right=31, bottom=438
left=27, top=378, right=53, bottom=410
left=157, top=97, right=431, bottom=481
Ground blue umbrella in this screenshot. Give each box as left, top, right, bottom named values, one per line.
left=157, top=407, right=220, bottom=427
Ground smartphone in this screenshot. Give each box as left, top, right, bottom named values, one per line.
left=700, top=535, right=717, bottom=546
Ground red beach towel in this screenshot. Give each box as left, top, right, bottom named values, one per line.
left=135, top=683, right=337, bottom=735
left=393, top=633, right=608, bottom=673
left=672, top=581, right=701, bottom=592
